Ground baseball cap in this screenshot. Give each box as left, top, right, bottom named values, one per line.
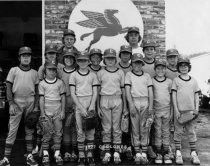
left=45, top=44, right=57, bottom=54
left=44, top=60, right=57, bottom=69
left=166, top=48, right=179, bottom=57
left=18, top=46, right=32, bottom=55
left=177, top=56, right=190, bottom=64
left=77, top=51, right=89, bottom=60
left=131, top=53, right=144, bottom=63
left=120, top=45, right=132, bottom=53
left=89, top=48, right=102, bottom=56
left=128, top=26, right=140, bottom=33
left=142, top=40, right=156, bottom=48
left=63, top=29, right=75, bottom=37
left=155, top=58, right=167, bottom=68
left=63, top=49, right=75, bottom=58
left=104, top=48, right=117, bottom=58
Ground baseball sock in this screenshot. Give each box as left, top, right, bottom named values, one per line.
left=189, top=141, right=196, bottom=152
left=134, top=146, right=140, bottom=154
left=163, top=144, right=170, bottom=154
left=26, top=139, right=33, bottom=154
left=4, top=143, right=13, bottom=161
left=174, top=140, right=181, bottom=151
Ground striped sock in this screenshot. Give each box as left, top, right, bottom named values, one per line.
left=189, top=142, right=196, bottom=152
left=78, top=141, right=85, bottom=158
left=134, top=146, right=140, bottom=153
left=36, top=134, right=42, bottom=148
left=156, top=146, right=162, bottom=154
left=142, top=145, right=148, bottom=154
left=174, top=140, right=181, bottom=150
left=163, top=144, right=169, bottom=154
left=26, top=140, right=33, bottom=154
left=4, top=143, right=13, bottom=160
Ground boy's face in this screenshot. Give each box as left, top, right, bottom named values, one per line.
left=46, top=52, right=56, bottom=61
left=167, top=55, right=178, bottom=66
left=179, top=63, right=189, bottom=74
left=20, top=54, right=31, bottom=65
left=45, top=68, right=57, bottom=79
left=64, top=56, right=75, bottom=67
left=128, top=32, right=139, bottom=44
left=63, top=35, right=75, bottom=48
left=155, top=65, right=166, bottom=77
left=90, top=54, right=102, bottom=66
left=120, top=52, right=131, bottom=63
left=104, top=57, right=116, bottom=67
left=132, top=61, right=143, bottom=72
left=143, top=46, right=155, bottom=60
left=77, top=59, right=89, bottom=69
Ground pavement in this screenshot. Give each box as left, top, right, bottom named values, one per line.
left=0, top=110, right=210, bottom=166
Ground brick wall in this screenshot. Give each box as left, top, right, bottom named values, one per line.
left=45, top=0, right=165, bottom=54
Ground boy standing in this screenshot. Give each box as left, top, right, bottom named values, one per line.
left=125, top=53, right=153, bottom=165
left=172, top=57, right=200, bottom=165
left=152, top=59, right=172, bottom=165
left=70, top=52, right=98, bottom=166
left=0, top=47, right=39, bottom=166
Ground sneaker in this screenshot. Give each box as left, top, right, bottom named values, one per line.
left=175, top=150, right=183, bottom=165
left=42, top=155, right=50, bottom=166
left=78, top=158, right=85, bottom=166
left=71, top=151, right=78, bottom=162
left=134, top=153, right=142, bottom=165
left=155, top=153, right=163, bottom=164
left=164, top=153, right=172, bottom=165
left=125, top=146, right=133, bottom=160
left=141, top=152, right=148, bottom=165
left=0, top=157, right=10, bottom=166
left=55, top=154, right=63, bottom=166
left=147, top=146, right=156, bottom=159
left=191, top=151, right=200, bottom=165
left=87, top=157, right=95, bottom=166
left=63, top=152, right=71, bottom=162
left=113, top=152, right=121, bottom=164
left=102, top=152, right=111, bottom=165
left=26, top=154, right=38, bottom=166
left=169, top=146, right=175, bottom=160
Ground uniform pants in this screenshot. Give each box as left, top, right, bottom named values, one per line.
left=130, top=97, right=150, bottom=150
left=154, top=109, right=170, bottom=148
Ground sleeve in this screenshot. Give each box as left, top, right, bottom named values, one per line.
left=147, top=74, right=153, bottom=87
left=59, top=81, right=66, bottom=95
left=92, top=73, right=99, bottom=86
left=97, top=70, right=102, bottom=85
left=193, top=78, right=200, bottom=93
left=6, top=68, right=15, bottom=84
left=171, top=78, right=177, bottom=92
left=38, top=82, right=45, bottom=96
left=125, top=72, right=131, bottom=86
left=120, top=70, right=125, bottom=88
left=69, top=72, right=76, bottom=86
left=38, top=65, right=44, bottom=80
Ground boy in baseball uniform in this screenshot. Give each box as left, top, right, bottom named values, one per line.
left=172, top=57, right=200, bottom=165
left=0, top=47, right=39, bottom=166
left=60, top=49, right=78, bottom=163
left=152, top=59, right=172, bottom=165
left=116, top=45, right=133, bottom=160
left=125, top=53, right=153, bottom=165
left=70, top=52, right=98, bottom=166
left=38, top=44, right=64, bottom=80
left=97, top=48, right=127, bottom=165
left=125, top=26, right=144, bottom=55
left=57, top=29, right=79, bottom=64
left=39, top=60, right=66, bottom=166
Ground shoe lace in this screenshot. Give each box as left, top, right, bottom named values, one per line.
left=157, top=154, right=162, bottom=159
left=43, top=156, right=49, bottom=163
left=28, top=155, right=35, bottom=162
left=164, top=154, right=170, bottom=160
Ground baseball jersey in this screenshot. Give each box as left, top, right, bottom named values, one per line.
left=38, top=78, right=66, bottom=101
left=171, top=75, right=200, bottom=111
left=6, top=66, right=39, bottom=97
left=60, top=67, right=76, bottom=96
left=125, top=71, right=153, bottom=98
left=116, top=62, right=131, bottom=75
left=69, top=70, right=99, bottom=97
left=142, top=59, right=156, bottom=78
left=152, top=77, right=172, bottom=111
left=88, top=65, right=103, bottom=74
left=38, top=63, right=64, bottom=80
left=97, top=67, right=124, bottom=96
left=165, top=66, right=179, bottom=80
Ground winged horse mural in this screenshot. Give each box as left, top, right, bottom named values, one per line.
left=77, top=9, right=129, bottom=51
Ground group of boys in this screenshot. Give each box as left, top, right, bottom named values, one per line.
left=0, top=27, right=201, bottom=166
